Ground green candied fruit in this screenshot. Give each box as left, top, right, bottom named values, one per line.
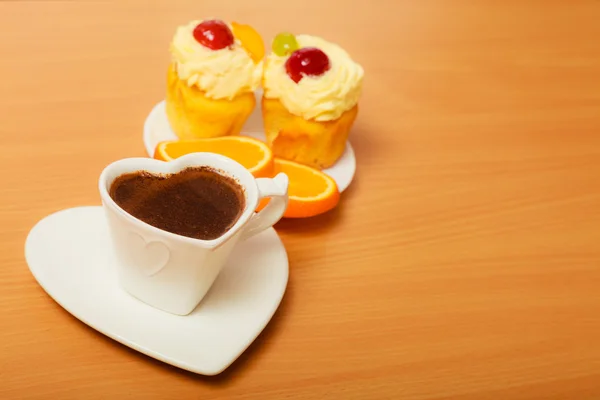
left=272, top=32, right=299, bottom=57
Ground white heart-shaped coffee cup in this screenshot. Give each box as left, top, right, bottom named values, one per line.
left=98, top=153, right=289, bottom=316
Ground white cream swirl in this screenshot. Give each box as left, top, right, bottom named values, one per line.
left=263, top=34, right=364, bottom=121
left=169, top=20, right=263, bottom=100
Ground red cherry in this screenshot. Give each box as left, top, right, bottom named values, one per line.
left=193, top=20, right=234, bottom=50
left=285, top=47, right=330, bottom=83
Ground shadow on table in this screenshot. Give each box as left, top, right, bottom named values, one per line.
left=274, top=194, right=350, bottom=235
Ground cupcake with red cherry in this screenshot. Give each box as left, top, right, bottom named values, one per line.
left=262, top=33, right=364, bottom=169
left=166, top=19, right=265, bottom=139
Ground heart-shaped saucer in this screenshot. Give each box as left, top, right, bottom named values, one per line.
left=25, top=206, right=289, bottom=375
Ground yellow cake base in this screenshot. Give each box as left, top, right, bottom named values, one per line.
left=262, top=97, right=358, bottom=169
left=166, top=64, right=255, bottom=139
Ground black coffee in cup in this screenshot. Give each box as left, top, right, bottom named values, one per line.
left=109, top=166, right=245, bottom=240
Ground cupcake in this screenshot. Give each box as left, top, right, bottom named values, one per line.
left=262, top=33, right=364, bottom=169
left=166, top=19, right=264, bottom=139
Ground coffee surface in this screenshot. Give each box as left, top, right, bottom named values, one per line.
left=109, top=166, right=245, bottom=240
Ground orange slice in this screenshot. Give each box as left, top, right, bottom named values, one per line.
left=258, top=158, right=340, bottom=218
left=154, top=136, right=274, bottom=178
left=231, top=22, right=265, bottom=63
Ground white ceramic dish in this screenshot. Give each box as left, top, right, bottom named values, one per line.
left=25, top=206, right=289, bottom=376
left=143, top=93, right=357, bottom=192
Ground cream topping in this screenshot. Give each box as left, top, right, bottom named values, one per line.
left=263, top=34, right=364, bottom=121
left=170, top=20, right=263, bottom=100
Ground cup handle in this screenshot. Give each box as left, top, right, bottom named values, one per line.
left=240, top=173, right=289, bottom=241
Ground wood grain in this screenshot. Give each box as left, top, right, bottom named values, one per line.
left=1, top=0, right=599, bottom=399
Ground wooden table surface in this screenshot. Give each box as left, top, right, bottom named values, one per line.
left=1, top=1, right=600, bottom=399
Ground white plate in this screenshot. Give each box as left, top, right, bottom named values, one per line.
left=24, top=206, right=289, bottom=376
left=143, top=95, right=356, bottom=192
